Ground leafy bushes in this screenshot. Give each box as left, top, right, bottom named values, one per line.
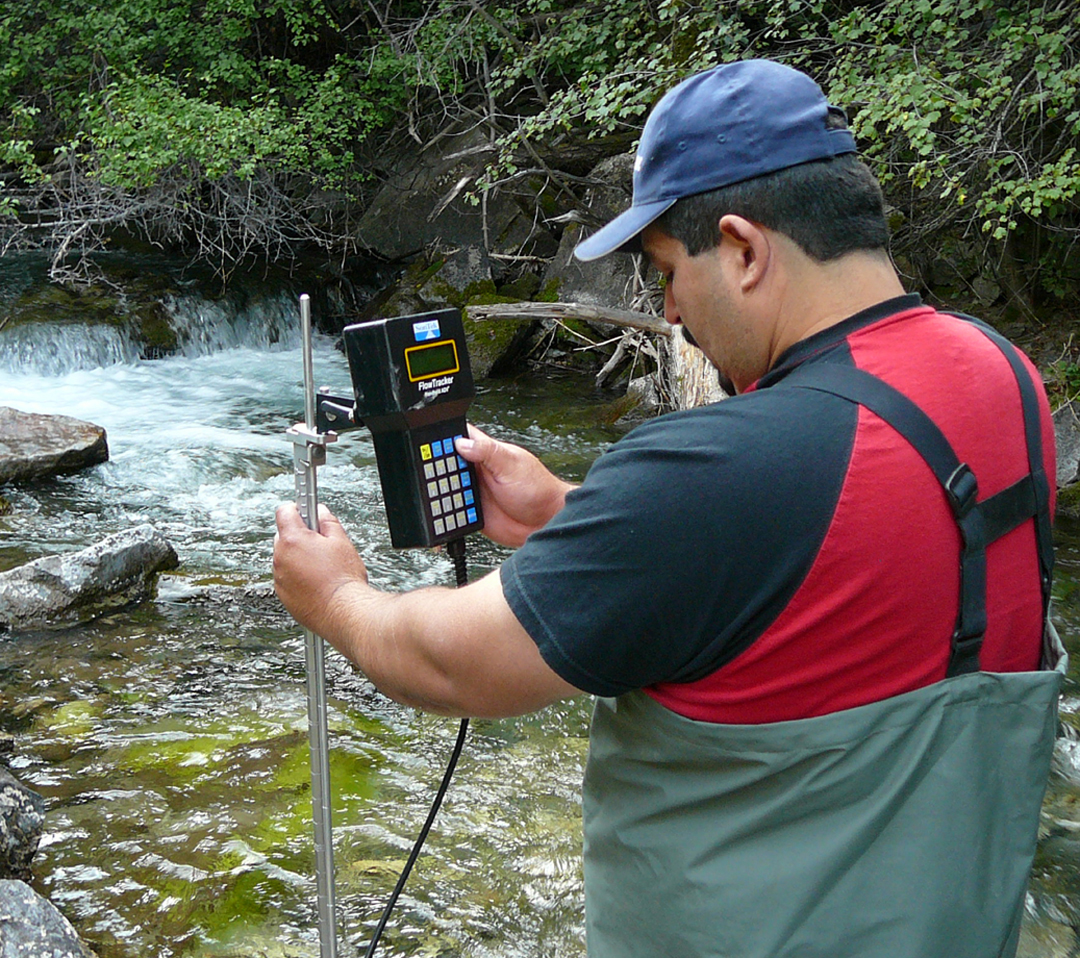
left=0, top=0, right=1076, bottom=308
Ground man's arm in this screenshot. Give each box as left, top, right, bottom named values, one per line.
left=273, top=503, right=583, bottom=718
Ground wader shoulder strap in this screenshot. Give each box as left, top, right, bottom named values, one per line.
left=946, top=313, right=1055, bottom=607
left=788, top=326, right=1052, bottom=678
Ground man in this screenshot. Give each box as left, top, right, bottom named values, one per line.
left=275, top=59, right=1064, bottom=957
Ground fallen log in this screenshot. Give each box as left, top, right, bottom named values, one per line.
left=467, top=300, right=729, bottom=411
left=466, top=301, right=672, bottom=337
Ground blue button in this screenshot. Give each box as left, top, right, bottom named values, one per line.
left=461, top=470, right=471, bottom=487
left=467, top=508, right=477, bottom=523
left=457, top=456, right=467, bottom=470
left=463, top=489, right=474, bottom=505
left=431, top=440, right=443, bottom=456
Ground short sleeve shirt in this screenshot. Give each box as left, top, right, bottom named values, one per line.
left=500, top=296, right=1053, bottom=723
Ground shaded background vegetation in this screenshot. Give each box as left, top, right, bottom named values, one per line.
left=1, top=0, right=1077, bottom=387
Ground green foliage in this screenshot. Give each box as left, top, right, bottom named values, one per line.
left=79, top=76, right=291, bottom=186
left=826, top=0, right=1080, bottom=262
left=1045, top=356, right=1080, bottom=408
left=0, top=0, right=1076, bottom=303
left=0, top=103, right=42, bottom=217
left=0, top=0, right=415, bottom=191
left=472, top=0, right=1079, bottom=302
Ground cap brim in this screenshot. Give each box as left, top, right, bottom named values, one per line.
left=573, top=197, right=676, bottom=262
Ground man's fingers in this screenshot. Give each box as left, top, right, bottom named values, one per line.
left=275, top=501, right=303, bottom=532
left=277, top=502, right=345, bottom=540
left=455, top=426, right=494, bottom=463
left=315, top=504, right=351, bottom=540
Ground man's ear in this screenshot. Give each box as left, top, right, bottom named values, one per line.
left=718, top=215, right=770, bottom=292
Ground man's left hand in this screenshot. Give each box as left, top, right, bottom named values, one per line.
left=273, top=502, right=368, bottom=636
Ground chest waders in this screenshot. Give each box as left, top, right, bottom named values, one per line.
left=582, top=318, right=1066, bottom=958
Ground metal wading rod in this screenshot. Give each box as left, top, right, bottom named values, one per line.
left=288, top=293, right=338, bottom=958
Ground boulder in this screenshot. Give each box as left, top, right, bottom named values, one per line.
left=0, top=879, right=96, bottom=958
left=356, top=127, right=557, bottom=261
left=364, top=247, right=536, bottom=378
left=1053, top=401, right=1080, bottom=488
left=541, top=153, right=643, bottom=312
left=0, top=769, right=43, bottom=881
left=0, top=525, right=179, bottom=631
left=370, top=246, right=497, bottom=320
left=0, top=408, right=108, bottom=484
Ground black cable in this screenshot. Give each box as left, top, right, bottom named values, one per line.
left=447, top=536, right=469, bottom=588
left=362, top=535, right=471, bottom=958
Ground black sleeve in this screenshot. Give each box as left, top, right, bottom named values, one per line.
left=500, top=391, right=855, bottom=695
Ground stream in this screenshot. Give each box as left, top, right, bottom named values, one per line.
left=1, top=269, right=1080, bottom=957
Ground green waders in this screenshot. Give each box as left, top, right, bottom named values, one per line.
left=582, top=318, right=1065, bottom=958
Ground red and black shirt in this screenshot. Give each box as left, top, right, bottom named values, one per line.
left=501, top=295, right=1055, bottom=723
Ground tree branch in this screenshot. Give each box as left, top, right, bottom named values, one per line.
left=466, top=301, right=671, bottom=337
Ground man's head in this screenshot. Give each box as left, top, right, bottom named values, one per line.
left=574, top=59, right=870, bottom=262
left=574, top=59, right=899, bottom=391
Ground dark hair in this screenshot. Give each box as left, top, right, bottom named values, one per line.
left=655, top=127, right=890, bottom=262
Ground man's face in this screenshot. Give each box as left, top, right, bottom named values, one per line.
left=641, top=225, right=757, bottom=392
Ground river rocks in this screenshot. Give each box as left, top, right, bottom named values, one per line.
left=1018, top=915, right=1078, bottom=958
left=3, top=273, right=180, bottom=360
left=0, top=743, right=89, bottom=954
left=0, top=769, right=43, bottom=881
left=0, top=879, right=96, bottom=958
left=0, top=525, right=179, bottom=630
left=371, top=246, right=497, bottom=319
left=0, top=407, right=108, bottom=484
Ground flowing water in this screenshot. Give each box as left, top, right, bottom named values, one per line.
left=1, top=270, right=1079, bottom=957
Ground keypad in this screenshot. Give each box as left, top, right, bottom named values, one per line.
left=418, top=434, right=480, bottom=538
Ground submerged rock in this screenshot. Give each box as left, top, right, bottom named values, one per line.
left=0, top=769, right=44, bottom=880
left=0, top=525, right=179, bottom=630
left=0, top=879, right=96, bottom=958
left=0, top=407, right=108, bottom=484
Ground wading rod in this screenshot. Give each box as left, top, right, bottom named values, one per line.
left=287, top=293, right=338, bottom=958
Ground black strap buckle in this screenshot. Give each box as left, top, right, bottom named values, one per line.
left=947, top=631, right=984, bottom=677
left=945, top=463, right=978, bottom=519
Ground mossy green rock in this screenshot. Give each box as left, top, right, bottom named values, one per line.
left=462, top=310, right=534, bottom=379
left=369, top=250, right=539, bottom=377
left=39, top=700, right=103, bottom=739
left=498, top=272, right=541, bottom=301
left=6, top=284, right=120, bottom=327
left=5, top=276, right=181, bottom=356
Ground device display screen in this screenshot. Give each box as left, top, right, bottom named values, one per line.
left=405, top=341, right=459, bottom=381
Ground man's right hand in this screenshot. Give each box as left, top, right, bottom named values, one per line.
left=455, top=425, right=576, bottom=548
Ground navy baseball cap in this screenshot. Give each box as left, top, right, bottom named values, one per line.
left=574, top=59, right=857, bottom=261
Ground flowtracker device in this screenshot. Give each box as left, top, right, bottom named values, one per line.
left=287, top=301, right=484, bottom=958
left=317, top=308, right=484, bottom=549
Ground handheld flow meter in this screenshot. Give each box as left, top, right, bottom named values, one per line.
left=317, top=307, right=484, bottom=549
